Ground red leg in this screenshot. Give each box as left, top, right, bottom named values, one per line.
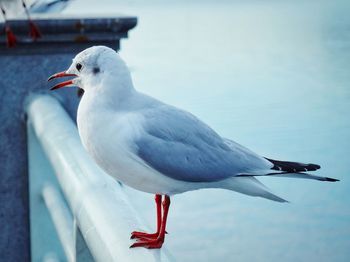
left=130, top=194, right=162, bottom=240
left=28, top=20, right=42, bottom=40
left=1, top=6, right=17, bottom=48
left=21, top=0, right=42, bottom=40
left=130, top=195, right=170, bottom=249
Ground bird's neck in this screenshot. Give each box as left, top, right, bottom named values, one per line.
left=82, top=72, right=137, bottom=112
left=107, top=76, right=135, bottom=103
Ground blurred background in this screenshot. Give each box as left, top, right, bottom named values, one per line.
left=69, top=1, right=350, bottom=261
left=1, top=0, right=350, bottom=261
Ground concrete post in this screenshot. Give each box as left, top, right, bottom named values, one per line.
left=0, top=15, right=136, bottom=261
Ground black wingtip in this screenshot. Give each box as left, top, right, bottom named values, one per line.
left=266, top=158, right=321, bottom=172
left=324, top=177, right=340, bottom=182
left=307, top=164, right=321, bottom=171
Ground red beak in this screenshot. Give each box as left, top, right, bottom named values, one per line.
left=48, top=71, right=77, bottom=90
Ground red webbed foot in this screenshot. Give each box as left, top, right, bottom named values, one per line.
left=130, top=237, right=164, bottom=249
left=131, top=230, right=168, bottom=240
left=130, top=195, right=170, bottom=249
left=130, top=231, right=159, bottom=240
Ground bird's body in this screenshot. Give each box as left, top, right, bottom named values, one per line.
left=29, top=0, right=72, bottom=14
left=77, top=84, right=280, bottom=198
left=77, top=89, right=186, bottom=195
left=49, top=46, right=338, bottom=249
left=75, top=63, right=287, bottom=202
left=0, top=0, right=71, bottom=15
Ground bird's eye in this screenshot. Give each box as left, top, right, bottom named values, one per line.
left=76, top=63, right=83, bottom=71
left=93, top=67, right=100, bottom=74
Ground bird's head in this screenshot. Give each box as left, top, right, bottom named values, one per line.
left=48, top=46, right=131, bottom=92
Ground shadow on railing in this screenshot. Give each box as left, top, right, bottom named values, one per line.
left=26, top=95, right=173, bottom=262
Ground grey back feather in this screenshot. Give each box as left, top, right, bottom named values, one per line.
left=135, top=104, right=272, bottom=182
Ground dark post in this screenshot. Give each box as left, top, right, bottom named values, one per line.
left=0, top=15, right=137, bottom=261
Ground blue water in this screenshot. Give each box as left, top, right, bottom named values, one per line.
left=66, top=1, right=350, bottom=261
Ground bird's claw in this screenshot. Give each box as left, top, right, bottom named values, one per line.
left=130, top=238, right=164, bottom=249
left=130, top=230, right=168, bottom=240
left=130, top=231, right=158, bottom=240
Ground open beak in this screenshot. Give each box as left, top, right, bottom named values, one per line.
left=48, top=71, right=77, bottom=90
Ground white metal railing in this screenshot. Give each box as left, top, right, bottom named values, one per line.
left=26, top=95, right=172, bottom=262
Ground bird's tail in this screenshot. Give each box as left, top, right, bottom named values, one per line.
left=223, top=159, right=338, bottom=202
left=265, top=157, right=321, bottom=172
left=237, top=158, right=338, bottom=182
left=253, top=172, right=339, bottom=182
left=258, top=158, right=339, bottom=182
left=222, top=176, right=288, bottom=203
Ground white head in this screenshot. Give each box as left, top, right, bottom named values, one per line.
left=48, top=46, right=133, bottom=94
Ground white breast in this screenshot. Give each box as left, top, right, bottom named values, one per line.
left=77, top=94, right=197, bottom=194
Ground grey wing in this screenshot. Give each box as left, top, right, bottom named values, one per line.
left=135, top=105, right=272, bottom=182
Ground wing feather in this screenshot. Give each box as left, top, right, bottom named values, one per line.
left=135, top=105, right=271, bottom=182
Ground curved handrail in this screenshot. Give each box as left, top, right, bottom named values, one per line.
left=26, top=95, right=172, bottom=262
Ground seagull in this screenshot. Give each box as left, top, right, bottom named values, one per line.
left=0, top=0, right=41, bottom=47
left=28, top=0, right=72, bottom=14
left=48, top=46, right=338, bottom=249
left=1, top=0, right=71, bottom=47
left=0, top=0, right=71, bottom=14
